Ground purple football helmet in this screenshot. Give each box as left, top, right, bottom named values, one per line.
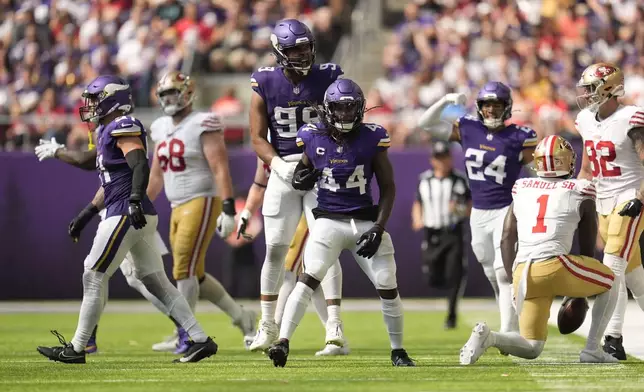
left=270, top=19, right=316, bottom=75
left=323, top=79, right=365, bottom=133
left=475, top=81, right=513, bottom=129
left=79, top=75, right=133, bottom=123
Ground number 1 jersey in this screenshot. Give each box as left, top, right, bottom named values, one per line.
left=150, top=111, right=223, bottom=207
left=458, top=115, right=538, bottom=210
left=250, top=63, right=343, bottom=157
left=512, top=178, right=595, bottom=263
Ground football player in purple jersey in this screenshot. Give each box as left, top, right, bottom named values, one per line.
left=267, top=78, right=415, bottom=368
left=418, top=82, right=539, bottom=338
left=36, top=75, right=217, bottom=364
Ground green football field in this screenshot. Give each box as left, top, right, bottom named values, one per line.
left=1, top=300, right=643, bottom=392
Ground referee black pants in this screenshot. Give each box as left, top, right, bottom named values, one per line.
left=421, top=225, right=467, bottom=321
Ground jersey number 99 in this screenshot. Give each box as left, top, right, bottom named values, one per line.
left=157, top=139, right=186, bottom=172
left=274, top=106, right=319, bottom=137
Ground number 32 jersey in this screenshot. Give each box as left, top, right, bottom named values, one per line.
left=512, top=178, right=595, bottom=262
left=576, top=105, right=644, bottom=209
left=251, top=63, right=343, bottom=157
left=150, top=111, right=223, bottom=207
left=458, top=115, right=538, bottom=210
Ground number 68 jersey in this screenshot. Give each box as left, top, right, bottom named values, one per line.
left=512, top=178, right=596, bottom=263
left=150, top=111, right=223, bottom=207
left=576, top=105, right=644, bottom=212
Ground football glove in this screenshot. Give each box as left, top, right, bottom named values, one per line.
left=270, top=157, right=298, bottom=183
left=35, top=137, right=64, bottom=161
left=236, top=209, right=253, bottom=240
left=618, top=198, right=643, bottom=218
left=217, top=198, right=236, bottom=238
left=444, top=93, right=467, bottom=107
left=128, top=201, right=147, bottom=229
left=356, top=225, right=385, bottom=259
left=69, top=203, right=99, bottom=242
left=292, top=166, right=322, bottom=191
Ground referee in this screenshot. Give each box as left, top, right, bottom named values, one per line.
left=412, top=140, right=471, bottom=329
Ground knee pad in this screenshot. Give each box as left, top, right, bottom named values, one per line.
left=374, top=268, right=397, bottom=290
left=525, top=339, right=545, bottom=359
left=82, top=270, right=108, bottom=295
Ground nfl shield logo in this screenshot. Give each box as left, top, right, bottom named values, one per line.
left=293, top=86, right=300, bottom=94
left=486, top=133, right=493, bottom=141
left=337, top=146, right=343, bottom=153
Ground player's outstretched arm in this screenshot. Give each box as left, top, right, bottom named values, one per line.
left=146, top=149, right=164, bottom=202
left=417, top=93, right=464, bottom=142
left=500, top=203, right=518, bottom=281
left=55, top=147, right=98, bottom=170
left=373, top=150, right=396, bottom=229
left=578, top=199, right=598, bottom=258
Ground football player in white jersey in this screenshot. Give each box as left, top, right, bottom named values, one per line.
left=237, top=158, right=350, bottom=356
left=460, top=135, right=617, bottom=365
left=575, top=63, right=644, bottom=360
left=147, top=71, right=256, bottom=352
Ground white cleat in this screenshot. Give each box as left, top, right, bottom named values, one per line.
left=325, top=321, right=345, bottom=347
left=151, top=331, right=178, bottom=352
left=580, top=348, right=620, bottom=363
left=233, top=307, right=258, bottom=350
left=460, top=322, right=492, bottom=365
left=248, top=319, right=278, bottom=352
left=315, top=342, right=351, bottom=356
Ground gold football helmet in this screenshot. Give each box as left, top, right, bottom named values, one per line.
left=156, top=71, right=196, bottom=116
left=533, top=135, right=576, bottom=178
left=576, top=62, right=624, bottom=113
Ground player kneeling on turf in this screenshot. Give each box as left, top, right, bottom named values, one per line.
left=460, top=135, right=617, bottom=365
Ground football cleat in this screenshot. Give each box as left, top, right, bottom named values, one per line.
left=315, top=342, right=351, bottom=356
left=324, top=321, right=345, bottom=347
left=580, top=347, right=620, bottom=363
left=460, top=322, right=492, bottom=365
left=173, top=337, right=218, bottom=363
left=444, top=316, right=456, bottom=330
left=249, top=320, right=279, bottom=352
left=603, top=335, right=627, bottom=360
left=37, top=330, right=86, bottom=364
left=233, top=307, right=258, bottom=350
left=174, top=327, right=190, bottom=355
left=152, top=331, right=179, bottom=352
left=268, top=340, right=289, bottom=367
left=85, top=337, right=98, bottom=354
left=391, top=348, right=415, bottom=366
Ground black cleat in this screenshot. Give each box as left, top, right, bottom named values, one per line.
left=173, top=337, right=218, bottom=363
left=391, top=348, right=416, bottom=366
left=37, top=330, right=86, bottom=364
left=268, top=339, right=289, bottom=367
left=603, top=335, right=627, bottom=360
left=444, top=316, right=457, bottom=330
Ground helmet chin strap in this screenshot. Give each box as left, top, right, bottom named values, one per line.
left=483, top=117, right=504, bottom=129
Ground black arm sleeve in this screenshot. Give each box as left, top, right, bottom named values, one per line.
left=125, top=149, right=150, bottom=202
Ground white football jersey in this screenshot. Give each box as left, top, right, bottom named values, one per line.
left=512, top=178, right=596, bottom=264
left=150, top=111, right=223, bottom=207
left=576, top=105, right=644, bottom=212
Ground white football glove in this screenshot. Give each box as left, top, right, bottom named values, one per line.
left=236, top=209, right=253, bottom=240
left=444, top=93, right=467, bottom=107
left=216, top=212, right=236, bottom=238
left=35, top=137, right=64, bottom=161
left=270, top=157, right=298, bottom=183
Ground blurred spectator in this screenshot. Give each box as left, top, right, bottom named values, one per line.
left=211, top=86, right=245, bottom=145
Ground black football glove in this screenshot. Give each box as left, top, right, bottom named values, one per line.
left=618, top=198, right=643, bottom=218
left=356, top=225, right=385, bottom=259
left=69, top=203, right=99, bottom=242
left=128, top=200, right=147, bottom=229
left=292, top=167, right=322, bottom=191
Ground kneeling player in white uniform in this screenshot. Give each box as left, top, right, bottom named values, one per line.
left=36, top=75, right=217, bottom=364
left=460, top=135, right=617, bottom=365
left=267, top=78, right=415, bottom=367
left=147, top=71, right=257, bottom=352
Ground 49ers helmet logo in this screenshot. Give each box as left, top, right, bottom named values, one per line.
left=594, top=65, right=615, bottom=78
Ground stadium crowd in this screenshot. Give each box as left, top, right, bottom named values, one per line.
left=0, top=0, right=346, bottom=150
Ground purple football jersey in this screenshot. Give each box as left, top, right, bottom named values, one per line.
left=250, top=63, right=343, bottom=157
left=458, top=115, right=538, bottom=209
left=96, top=115, right=156, bottom=218
left=296, top=122, right=391, bottom=214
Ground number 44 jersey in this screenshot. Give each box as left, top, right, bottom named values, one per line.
left=458, top=115, right=538, bottom=210
left=512, top=177, right=596, bottom=262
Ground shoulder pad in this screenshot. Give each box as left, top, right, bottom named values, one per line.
left=198, top=112, right=223, bottom=133
left=364, top=123, right=391, bottom=148
left=514, top=124, right=537, bottom=147
left=110, top=115, right=143, bottom=137
left=317, top=63, right=344, bottom=81
left=251, top=67, right=276, bottom=94
left=574, top=179, right=596, bottom=199
left=628, top=108, right=644, bottom=129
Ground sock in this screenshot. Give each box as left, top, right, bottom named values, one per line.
left=626, top=266, right=644, bottom=311
left=381, top=295, right=404, bottom=350
left=199, top=273, right=243, bottom=321
left=496, top=268, right=518, bottom=333
left=311, top=287, right=328, bottom=327
left=448, top=272, right=466, bottom=321
left=605, top=274, right=627, bottom=338
left=124, top=271, right=170, bottom=315
left=275, top=270, right=297, bottom=325
left=169, top=315, right=182, bottom=329
left=279, top=282, right=314, bottom=341
left=585, top=253, right=625, bottom=351
left=71, top=270, right=109, bottom=352
left=141, top=271, right=207, bottom=343
left=177, top=276, right=200, bottom=312
left=260, top=244, right=287, bottom=322
left=90, top=325, right=98, bottom=340
left=489, top=331, right=544, bottom=359
left=327, top=305, right=341, bottom=325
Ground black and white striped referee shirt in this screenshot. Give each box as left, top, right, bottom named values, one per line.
left=416, top=169, right=471, bottom=229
